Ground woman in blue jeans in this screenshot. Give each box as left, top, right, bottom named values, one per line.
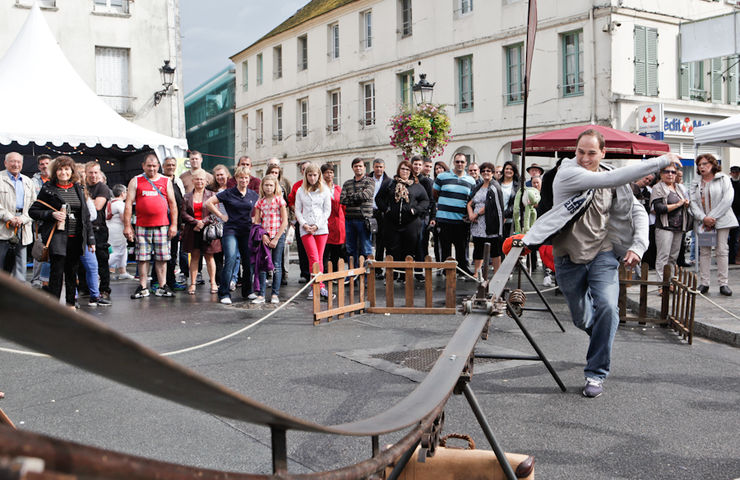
left=251, top=175, right=288, bottom=304
left=205, top=166, right=258, bottom=305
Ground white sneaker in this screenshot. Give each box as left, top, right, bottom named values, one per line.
left=220, top=297, right=232, bottom=305
left=543, top=275, right=553, bottom=287
left=270, top=295, right=280, bottom=304
left=252, top=296, right=265, bottom=304
left=307, top=290, right=314, bottom=299
left=118, top=272, right=134, bottom=280
left=247, top=292, right=258, bottom=300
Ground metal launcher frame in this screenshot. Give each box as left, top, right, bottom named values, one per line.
left=0, top=243, right=560, bottom=480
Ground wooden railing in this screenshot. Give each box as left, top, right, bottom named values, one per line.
left=311, top=257, right=366, bottom=325
left=366, top=255, right=457, bottom=314
left=618, top=264, right=697, bottom=344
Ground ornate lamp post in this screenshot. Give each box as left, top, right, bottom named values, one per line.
left=153, top=60, right=176, bottom=106
left=412, top=73, right=435, bottom=105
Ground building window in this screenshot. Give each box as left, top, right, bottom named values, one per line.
left=505, top=43, right=524, bottom=104
left=256, top=53, right=263, bottom=86
left=361, top=10, right=373, bottom=50
left=327, top=89, right=341, bottom=133
left=93, top=0, right=129, bottom=14
left=273, top=45, right=282, bottom=79
left=456, top=0, right=473, bottom=15
left=298, top=35, right=308, bottom=71
left=297, top=97, right=309, bottom=139
left=399, top=70, right=414, bottom=108
left=273, top=105, right=283, bottom=142
left=361, top=81, right=376, bottom=127
left=16, top=0, right=56, bottom=7
left=256, top=109, right=264, bottom=146
left=457, top=55, right=474, bottom=111
left=680, top=61, right=706, bottom=101
left=95, top=46, right=131, bottom=114
left=634, top=25, right=658, bottom=96
left=241, top=114, right=249, bottom=149
left=562, top=30, right=583, bottom=96
left=399, top=0, right=412, bottom=37
left=328, top=23, right=340, bottom=60
left=241, top=61, right=248, bottom=92
left=710, top=57, right=723, bottom=103
left=727, top=55, right=738, bottom=105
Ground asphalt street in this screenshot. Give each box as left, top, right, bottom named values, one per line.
left=1, top=265, right=739, bottom=479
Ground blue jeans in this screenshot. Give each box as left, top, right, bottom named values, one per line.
left=258, top=233, right=285, bottom=297
left=345, top=218, right=372, bottom=263
left=80, top=247, right=100, bottom=298
left=555, top=250, right=620, bottom=380
left=219, top=233, right=252, bottom=300
left=0, top=239, right=27, bottom=282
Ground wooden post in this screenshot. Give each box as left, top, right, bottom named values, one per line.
left=638, top=262, right=648, bottom=323
left=335, top=260, right=344, bottom=320
left=367, top=255, right=376, bottom=309
left=358, top=256, right=365, bottom=312
left=312, top=263, right=320, bottom=325
left=327, top=261, right=334, bottom=320
left=348, top=257, right=355, bottom=309
left=618, top=264, right=627, bottom=323
left=445, top=257, right=456, bottom=308
left=660, top=264, right=671, bottom=321
left=385, top=255, right=394, bottom=308
left=357, top=256, right=364, bottom=313
left=424, top=255, right=433, bottom=308
left=405, top=255, right=414, bottom=307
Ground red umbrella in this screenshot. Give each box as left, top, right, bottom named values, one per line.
left=510, top=124, right=670, bottom=158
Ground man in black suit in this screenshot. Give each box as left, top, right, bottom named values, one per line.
left=370, top=158, right=392, bottom=269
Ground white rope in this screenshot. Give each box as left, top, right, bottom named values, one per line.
left=696, top=291, right=740, bottom=321
left=0, top=278, right=317, bottom=359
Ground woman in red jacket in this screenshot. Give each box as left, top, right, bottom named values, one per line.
left=321, top=164, right=346, bottom=272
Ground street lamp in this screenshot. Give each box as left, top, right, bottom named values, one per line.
left=153, top=60, right=176, bottom=106
left=412, top=73, right=435, bottom=105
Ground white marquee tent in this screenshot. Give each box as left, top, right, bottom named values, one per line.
left=694, top=114, right=740, bottom=149
left=0, top=3, right=187, bottom=158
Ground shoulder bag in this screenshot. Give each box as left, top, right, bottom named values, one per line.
left=31, top=200, right=58, bottom=262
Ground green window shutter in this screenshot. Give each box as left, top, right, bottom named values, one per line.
left=711, top=57, right=723, bottom=103
left=634, top=26, right=647, bottom=95
left=680, top=63, right=689, bottom=100
left=728, top=56, right=739, bottom=104
left=646, top=27, right=658, bottom=96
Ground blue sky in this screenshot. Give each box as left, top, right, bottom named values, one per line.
left=180, top=0, right=306, bottom=93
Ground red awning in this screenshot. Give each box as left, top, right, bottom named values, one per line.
left=510, top=124, right=670, bottom=158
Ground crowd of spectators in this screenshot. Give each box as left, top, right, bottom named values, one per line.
left=2, top=149, right=740, bottom=309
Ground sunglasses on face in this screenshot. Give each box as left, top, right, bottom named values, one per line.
left=662, top=170, right=676, bottom=174
left=481, top=169, right=492, bottom=173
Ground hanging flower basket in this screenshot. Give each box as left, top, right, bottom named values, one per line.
left=389, top=103, right=452, bottom=161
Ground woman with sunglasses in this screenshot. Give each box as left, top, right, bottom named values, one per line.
left=650, top=165, right=690, bottom=294
left=467, top=162, right=504, bottom=276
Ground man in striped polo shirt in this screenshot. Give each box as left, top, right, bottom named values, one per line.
left=433, top=153, right=476, bottom=276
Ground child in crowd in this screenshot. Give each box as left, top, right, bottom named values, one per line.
left=251, top=175, right=288, bottom=304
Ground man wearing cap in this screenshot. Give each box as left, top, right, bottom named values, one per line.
left=525, top=163, right=545, bottom=187
left=728, top=165, right=740, bottom=263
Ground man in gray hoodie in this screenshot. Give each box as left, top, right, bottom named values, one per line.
left=523, top=129, right=680, bottom=398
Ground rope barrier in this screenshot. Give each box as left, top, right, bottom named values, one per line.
left=0, top=278, right=317, bottom=359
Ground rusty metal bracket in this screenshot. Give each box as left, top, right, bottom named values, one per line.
left=418, top=411, right=445, bottom=461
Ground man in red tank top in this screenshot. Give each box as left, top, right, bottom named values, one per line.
left=123, top=154, right=179, bottom=299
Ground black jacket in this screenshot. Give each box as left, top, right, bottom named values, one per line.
left=502, top=180, right=520, bottom=220
left=732, top=179, right=740, bottom=218
left=469, top=181, right=505, bottom=237
left=29, top=182, right=95, bottom=257
left=377, top=180, right=429, bottom=227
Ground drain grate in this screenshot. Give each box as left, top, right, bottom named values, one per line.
left=371, top=347, right=504, bottom=373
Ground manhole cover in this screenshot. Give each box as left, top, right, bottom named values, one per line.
left=371, top=347, right=504, bottom=373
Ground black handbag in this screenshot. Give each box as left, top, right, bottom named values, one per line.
left=364, top=217, right=378, bottom=235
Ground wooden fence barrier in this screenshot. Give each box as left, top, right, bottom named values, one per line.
left=312, top=257, right=366, bottom=325
left=366, top=255, right=457, bottom=314
left=618, top=263, right=697, bottom=344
